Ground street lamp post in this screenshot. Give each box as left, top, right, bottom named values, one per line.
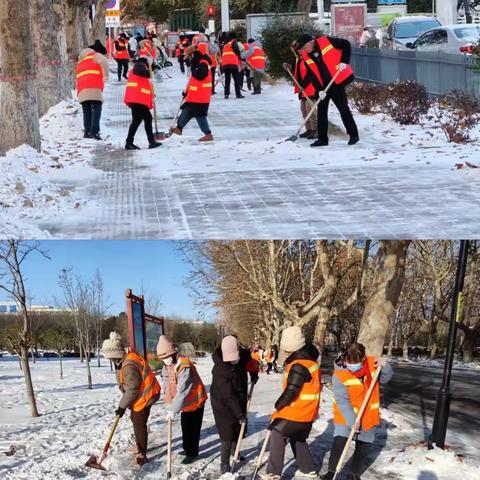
left=429, top=240, right=470, bottom=450
left=221, top=0, right=230, bottom=32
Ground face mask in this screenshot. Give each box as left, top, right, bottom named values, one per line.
left=163, top=357, right=174, bottom=366
left=346, top=362, right=362, bottom=372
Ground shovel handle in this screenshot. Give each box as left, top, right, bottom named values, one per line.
left=102, top=415, right=121, bottom=455
left=252, top=429, right=271, bottom=480
left=166, top=417, right=173, bottom=479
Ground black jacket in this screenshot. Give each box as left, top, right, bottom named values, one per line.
left=270, top=343, right=320, bottom=441
left=305, top=36, right=354, bottom=90
left=132, top=61, right=150, bottom=78
left=210, top=346, right=258, bottom=441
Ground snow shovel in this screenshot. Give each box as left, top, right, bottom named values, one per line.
left=282, top=63, right=316, bottom=109
left=149, top=64, right=165, bottom=141
left=231, top=382, right=256, bottom=473
left=282, top=69, right=341, bottom=143
left=165, top=98, right=185, bottom=139
left=332, top=366, right=383, bottom=480
left=251, top=429, right=272, bottom=480
left=85, top=414, right=121, bottom=471
left=166, top=417, right=173, bottom=479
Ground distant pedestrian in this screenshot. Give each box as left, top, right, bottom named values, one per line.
left=296, top=33, right=359, bottom=147
left=123, top=57, right=162, bottom=150
left=101, top=332, right=160, bottom=466
left=210, top=335, right=259, bottom=475
left=157, top=336, right=208, bottom=465
left=114, top=33, right=130, bottom=81
left=265, top=346, right=279, bottom=374
left=171, top=46, right=214, bottom=142
left=221, top=31, right=244, bottom=99
left=175, top=33, right=189, bottom=74
left=128, top=34, right=138, bottom=59
left=209, top=33, right=220, bottom=94
left=321, top=343, right=393, bottom=480
left=76, top=41, right=109, bottom=140
left=245, top=38, right=266, bottom=95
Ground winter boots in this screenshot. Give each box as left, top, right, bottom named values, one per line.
left=311, top=139, right=329, bottom=147
left=149, top=141, right=162, bottom=149
left=135, top=452, right=148, bottom=465
left=181, top=455, right=198, bottom=465
left=125, top=142, right=140, bottom=150
left=171, top=127, right=183, bottom=136
left=252, top=87, right=262, bottom=95
left=199, top=133, right=214, bottom=142
left=299, top=130, right=316, bottom=139
left=348, top=136, right=360, bottom=145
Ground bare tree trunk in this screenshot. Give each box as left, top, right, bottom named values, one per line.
left=31, top=0, right=72, bottom=117
left=60, top=354, right=64, bottom=379
left=86, top=347, right=92, bottom=389
left=79, top=341, right=84, bottom=362
left=430, top=341, right=438, bottom=360
left=90, top=0, right=109, bottom=43
left=402, top=337, right=409, bottom=360
left=357, top=241, right=411, bottom=357
left=20, top=344, right=40, bottom=417
left=313, top=307, right=331, bottom=354
left=0, top=0, right=41, bottom=154
left=97, top=345, right=101, bottom=367
left=428, top=318, right=438, bottom=360
left=462, top=331, right=475, bottom=363
left=297, top=0, right=313, bottom=23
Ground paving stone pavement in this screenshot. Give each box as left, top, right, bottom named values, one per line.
left=40, top=68, right=480, bottom=239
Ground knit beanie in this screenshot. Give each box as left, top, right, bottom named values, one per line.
left=280, top=326, right=306, bottom=353
left=297, top=33, right=314, bottom=48
left=221, top=335, right=240, bottom=362
left=156, top=335, right=177, bottom=359
left=101, top=332, right=125, bottom=359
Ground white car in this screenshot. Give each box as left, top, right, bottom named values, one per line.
left=383, top=16, right=441, bottom=50
left=406, top=24, right=480, bottom=54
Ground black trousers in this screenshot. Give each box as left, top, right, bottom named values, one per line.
left=179, top=56, right=185, bottom=74
left=266, top=362, right=278, bottom=374
left=317, top=84, right=358, bottom=142
left=116, top=59, right=129, bottom=81
left=241, top=68, right=252, bottom=89
left=327, top=435, right=371, bottom=475
left=223, top=65, right=241, bottom=97
left=181, top=405, right=204, bottom=457
left=130, top=406, right=151, bottom=455
left=126, top=103, right=154, bottom=145
left=81, top=100, right=102, bottom=136
left=211, top=67, right=216, bottom=93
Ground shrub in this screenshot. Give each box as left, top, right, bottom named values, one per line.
left=260, top=17, right=323, bottom=78
left=348, top=82, right=389, bottom=114
left=386, top=80, right=431, bottom=125
left=432, top=90, right=480, bottom=143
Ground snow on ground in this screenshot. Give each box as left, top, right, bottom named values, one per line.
left=391, top=356, right=480, bottom=371
left=0, top=99, right=98, bottom=237
left=2, top=63, right=480, bottom=238
left=1, top=356, right=479, bottom=480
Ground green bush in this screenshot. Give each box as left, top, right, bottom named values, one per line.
left=260, top=18, right=323, bottom=78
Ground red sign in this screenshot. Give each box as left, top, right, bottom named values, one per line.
left=332, top=4, right=366, bottom=46
left=207, top=5, right=217, bottom=17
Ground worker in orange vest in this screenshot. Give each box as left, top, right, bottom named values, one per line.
left=175, top=33, right=190, bottom=74
left=261, top=326, right=321, bottom=480
left=76, top=41, right=109, bottom=140
left=192, top=27, right=208, bottom=46
left=101, top=332, right=161, bottom=466
left=297, top=33, right=359, bottom=147
left=321, top=343, right=392, bottom=480
left=208, top=32, right=221, bottom=94
left=157, top=336, right=208, bottom=465
left=114, top=33, right=130, bottom=82
left=171, top=46, right=214, bottom=142
left=123, top=57, right=162, bottom=150
left=221, top=31, right=244, bottom=99
left=245, top=38, right=266, bottom=95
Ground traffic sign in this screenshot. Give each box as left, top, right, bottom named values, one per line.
left=106, top=0, right=121, bottom=28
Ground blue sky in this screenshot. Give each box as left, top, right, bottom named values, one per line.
left=0, top=241, right=205, bottom=319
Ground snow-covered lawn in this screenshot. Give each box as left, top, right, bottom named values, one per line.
left=1, top=64, right=480, bottom=238
left=1, top=356, right=478, bottom=479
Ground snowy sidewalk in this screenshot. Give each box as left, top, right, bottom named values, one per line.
left=2, top=63, right=480, bottom=238
left=1, top=357, right=479, bottom=480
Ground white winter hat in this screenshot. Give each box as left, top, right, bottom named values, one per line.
left=101, top=331, right=125, bottom=359
left=156, top=335, right=177, bottom=359
left=221, top=335, right=240, bottom=362
left=280, top=326, right=306, bottom=353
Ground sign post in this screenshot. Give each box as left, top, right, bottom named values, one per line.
left=221, top=0, right=230, bottom=32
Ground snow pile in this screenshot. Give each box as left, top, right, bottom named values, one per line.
left=378, top=443, right=479, bottom=480
left=0, top=100, right=99, bottom=238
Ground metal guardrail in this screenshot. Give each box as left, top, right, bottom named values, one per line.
left=350, top=47, right=480, bottom=97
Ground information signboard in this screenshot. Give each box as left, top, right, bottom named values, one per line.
left=331, top=3, right=366, bottom=45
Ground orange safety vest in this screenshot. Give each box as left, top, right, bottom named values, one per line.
left=124, top=70, right=154, bottom=109
left=249, top=46, right=266, bottom=70
left=222, top=41, right=240, bottom=67
left=114, top=39, right=130, bottom=60
left=264, top=350, right=273, bottom=363
left=175, top=41, right=182, bottom=57
left=76, top=54, right=104, bottom=95
left=139, top=41, right=156, bottom=59
left=177, top=356, right=208, bottom=412
left=119, top=351, right=161, bottom=412
left=192, top=34, right=201, bottom=46
left=271, top=359, right=321, bottom=423
left=296, top=56, right=316, bottom=98
left=333, top=356, right=380, bottom=431
left=251, top=351, right=261, bottom=363
left=301, top=50, right=325, bottom=89
left=185, top=59, right=213, bottom=104
left=196, top=42, right=210, bottom=56
left=316, top=36, right=353, bottom=85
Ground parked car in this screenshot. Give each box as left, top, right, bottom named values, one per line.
left=383, top=16, right=441, bottom=50
left=406, top=24, right=480, bottom=54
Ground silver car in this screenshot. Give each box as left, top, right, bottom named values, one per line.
left=383, top=16, right=441, bottom=50
left=406, top=24, right=480, bottom=54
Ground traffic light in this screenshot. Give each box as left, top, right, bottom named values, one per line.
left=207, top=5, right=217, bottom=17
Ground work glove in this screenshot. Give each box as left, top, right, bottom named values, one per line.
left=282, top=62, right=292, bottom=71
left=375, top=357, right=389, bottom=368
left=319, top=91, right=327, bottom=101
left=238, top=415, right=247, bottom=425
left=338, top=62, right=347, bottom=72
left=115, top=407, right=126, bottom=418
left=165, top=411, right=175, bottom=421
